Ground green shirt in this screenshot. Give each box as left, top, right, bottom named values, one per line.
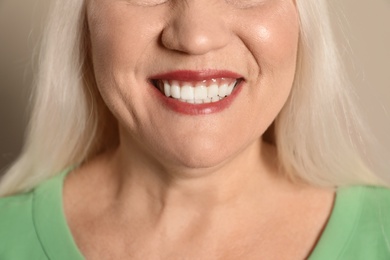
left=0, top=172, right=389, bottom=260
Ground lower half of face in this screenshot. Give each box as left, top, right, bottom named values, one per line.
left=88, top=0, right=299, bottom=169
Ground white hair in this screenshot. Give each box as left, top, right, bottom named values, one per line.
left=0, top=0, right=388, bottom=196
left=276, top=0, right=388, bottom=187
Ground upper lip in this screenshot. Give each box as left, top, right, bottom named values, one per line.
left=149, top=69, right=245, bottom=81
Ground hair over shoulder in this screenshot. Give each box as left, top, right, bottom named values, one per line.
left=0, top=0, right=388, bottom=197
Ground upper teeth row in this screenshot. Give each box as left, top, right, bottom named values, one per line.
left=161, top=80, right=237, bottom=103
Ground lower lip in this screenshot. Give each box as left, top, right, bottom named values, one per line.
left=150, top=81, right=244, bottom=115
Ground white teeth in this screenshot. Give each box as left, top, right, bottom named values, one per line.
left=227, top=82, right=235, bottom=95
left=218, top=83, right=228, bottom=97
left=164, top=81, right=171, bottom=97
left=181, top=85, right=194, bottom=100
left=194, top=85, right=208, bottom=100
left=171, top=81, right=181, bottom=99
left=211, top=96, right=220, bottom=102
left=159, top=79, right=238, bottom=103
left=208, top=84, right=219, bottom=98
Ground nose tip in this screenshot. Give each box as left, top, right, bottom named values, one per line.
left=161, top=7, right=230, bottom=55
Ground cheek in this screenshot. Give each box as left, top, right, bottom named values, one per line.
left=239, top=2, right=299, bottom=133
left=86, top=3, right=164, bottom=127
left=87, top=3, right=162, bottom=78
left=237, top=1, right=299, bottom=72
left=88, top=9, right=136, bottom=76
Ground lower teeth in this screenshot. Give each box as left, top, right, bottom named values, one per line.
left=176, top=96, right=224, bottom=104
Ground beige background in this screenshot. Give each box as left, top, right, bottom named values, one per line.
left=0, top=0, right=389, bottom=174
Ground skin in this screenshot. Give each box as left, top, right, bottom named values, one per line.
left=64, top=0, right=335, bottom=259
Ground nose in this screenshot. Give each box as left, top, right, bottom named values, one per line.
left=161, top=2, right=230, bottom=55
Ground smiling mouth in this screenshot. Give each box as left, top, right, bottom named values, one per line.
left=150, top=78, right=243, bottom=104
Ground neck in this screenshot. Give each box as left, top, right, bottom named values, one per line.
left=105, top=131, right=284, bottom=214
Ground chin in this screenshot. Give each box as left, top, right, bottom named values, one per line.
left=154, top=138, right=244, bottom=172
left=173, top=153, right=228, bottom=170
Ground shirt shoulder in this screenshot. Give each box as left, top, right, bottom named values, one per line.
left=0, top=192, right=48, bottom=259
left=309, top=185, right=390, bottom=260
left=0, top=170, right=84, bottom=260
left=338, top=185, right=390, bottom=259
left=345, top=185, right=390, bottom=229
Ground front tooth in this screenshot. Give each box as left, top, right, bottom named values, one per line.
left=187, top=99, right=195, bottom=104
left=195, top=99, right=203, bottom=104
left=208, top=84, right=219, bottom=98
left=194, top=84, right=208, bottom=100
left=163, top=81, right=171, bottom=97
left=218, top=83, right=228, bottom=97
left=226, top=81, right=235, bottom=95
left=181, top=85, right=194, bottom=100
left=171, top=81, right=180, bottom=98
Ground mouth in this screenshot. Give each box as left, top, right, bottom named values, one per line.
left=150, top=78, right=243, bottom=104
left=148, top=70, right=245, bottom=115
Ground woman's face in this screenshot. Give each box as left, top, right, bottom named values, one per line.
left=87, top=0, right=299, bottom=169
